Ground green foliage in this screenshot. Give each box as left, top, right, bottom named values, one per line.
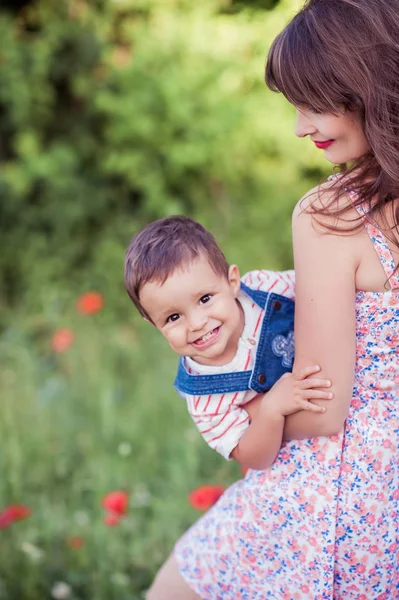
left=0, top=0, right=327, bottom=322
left=0, top=1, right=332, bottom=597
left=226, top=0, right=280, bottom=13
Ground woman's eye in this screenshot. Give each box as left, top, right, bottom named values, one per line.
left=298, top=104, right=323, bottom=115
left=166, top=313, right=180, bottom=324
left=308, top=106, right=325, bottom=115
left=200, top=294, right=212, bottom=304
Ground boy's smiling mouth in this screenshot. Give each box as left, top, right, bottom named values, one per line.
left=192, top=326, right=221, bottom=348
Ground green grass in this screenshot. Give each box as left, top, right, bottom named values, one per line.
left=0, top=313, right=242, bottom=599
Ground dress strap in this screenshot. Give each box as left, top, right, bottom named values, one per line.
left=354, top=202, right=399, bottom=290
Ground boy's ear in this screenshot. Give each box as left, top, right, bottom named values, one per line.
left=228, top=264, right=241, bottom=298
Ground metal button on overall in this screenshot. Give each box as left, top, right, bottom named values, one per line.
left=273, top=300, right=282, bottom=311
left=258, top=373, right=266, bottom=384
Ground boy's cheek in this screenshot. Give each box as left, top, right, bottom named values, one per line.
left=166, top=333, right=187, bottom=355
left=145, top=319, right=185, bottom=355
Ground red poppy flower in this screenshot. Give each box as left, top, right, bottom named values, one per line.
left=67, top=536, right=84, bottom=549
left=103, top=512, right=121, bottom=527
left=51, top=328, right=74, bottom=353
left=0, top=504, right=31, bottom=529
left=76, top=292, right=104, bottom=315
left=102, top=491, right=129, bottom=515
left=188, top=485, right=225, bottom=511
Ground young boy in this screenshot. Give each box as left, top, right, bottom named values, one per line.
left=124, top=216, right=333, bottom=470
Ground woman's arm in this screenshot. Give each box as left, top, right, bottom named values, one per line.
left=233, top=367, right=333, bottom=469
left=283, top=190, right=357, bottom=440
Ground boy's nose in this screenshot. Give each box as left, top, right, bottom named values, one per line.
left=188, top=311, right=207, bottom=331
left=294, top=109, right=318, bottom=138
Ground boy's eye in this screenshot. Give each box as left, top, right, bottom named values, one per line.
left=200, top=294, right=212, bottom=304
left=166, top=313, right=180, bottom=324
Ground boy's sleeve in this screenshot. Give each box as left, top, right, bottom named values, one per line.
left=241, top=269, right=295, bottom=300
left=183, top=391, right=251, bottom=460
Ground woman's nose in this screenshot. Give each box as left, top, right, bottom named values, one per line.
left=294, top=110, right=317, bottom=138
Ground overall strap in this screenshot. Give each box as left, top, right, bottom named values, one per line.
left=354, top=202, right=399, bottom=290
left=174, top=358, right=251, bottom=395
left=239, top=281, right=269, bottom=308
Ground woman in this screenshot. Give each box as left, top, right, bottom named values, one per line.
left=147, top=1, right=399, bottom=597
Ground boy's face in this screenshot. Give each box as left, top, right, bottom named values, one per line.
left=139, top=255, right=244, bottom=366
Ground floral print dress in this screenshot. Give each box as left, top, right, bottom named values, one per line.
left=175, top=204, right=399, bottom=599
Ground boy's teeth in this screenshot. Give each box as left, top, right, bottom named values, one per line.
left=200, top=331, right=212, bottom=342
left=198, top=329, right=215, bottom=343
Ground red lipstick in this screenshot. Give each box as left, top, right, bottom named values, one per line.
left=314, top=140, right=335, bottom=149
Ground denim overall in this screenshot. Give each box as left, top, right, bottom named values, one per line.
left=174, top=282, right=295, bottom=396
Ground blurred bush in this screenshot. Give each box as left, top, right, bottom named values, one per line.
left=0, top=2, right=333, bottom=596
left=0, top=0, right=328, bottom=325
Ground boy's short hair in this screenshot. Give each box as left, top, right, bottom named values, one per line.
left=124, top=215, right=230, bottom=320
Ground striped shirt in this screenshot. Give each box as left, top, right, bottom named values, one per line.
left=181, top=269, right=295, bottom=459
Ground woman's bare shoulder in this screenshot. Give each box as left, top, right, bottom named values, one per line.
left=293, top=178, right=360, bottom=232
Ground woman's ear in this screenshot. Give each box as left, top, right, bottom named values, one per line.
left=228, top=264, right=241, bottom=298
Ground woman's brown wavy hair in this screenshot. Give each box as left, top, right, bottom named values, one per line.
left=265, top=0, right=399, bottom=252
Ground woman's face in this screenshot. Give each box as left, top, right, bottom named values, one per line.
left=294, top=106, right=370, bottom=164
